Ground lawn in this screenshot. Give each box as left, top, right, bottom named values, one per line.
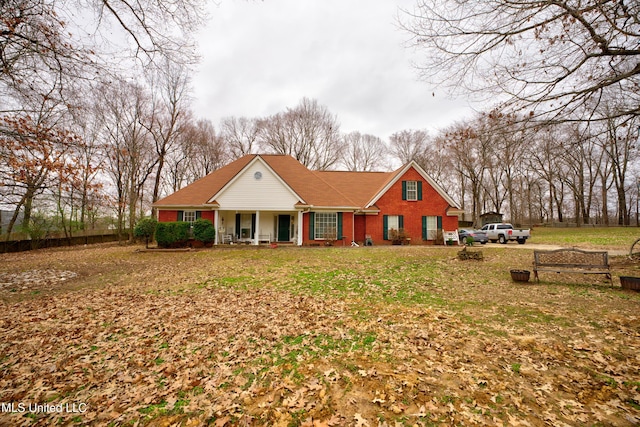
left=528, top=225, right=639, bottom=249
left=0, top=240, right=639, bottom=426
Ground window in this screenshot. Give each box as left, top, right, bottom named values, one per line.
left=178, top=211, right=198, bottom=223
left=314, top=212, right=337, bottom=240
left=422, top=215, right=442, bottom=240
left=383, top=215, right=404, bottom=240
left=406, top=181, right=418, bottom=201
left=387, top=215, right=400, bottom=231
left=402, top=181, right=422, bottom=201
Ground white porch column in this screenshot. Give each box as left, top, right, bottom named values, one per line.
left=297, top=210, right=304, bottom=246
left=253, top=210, right=260, bottom=245
left=214, top=210, right=220, bottom=245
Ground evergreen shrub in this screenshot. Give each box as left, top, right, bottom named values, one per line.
left=192, top=219, right=215, bottom=244
left=155, top=221, right=190, bottom=248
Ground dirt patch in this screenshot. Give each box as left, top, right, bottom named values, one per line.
left=0, top=269, right=78, bottom=292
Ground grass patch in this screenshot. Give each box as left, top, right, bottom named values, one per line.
left=530, top=226, right=636, bottom=248
left=271, top=331, right=378, bottom=365
left=284, top=251, right=446, bottom=307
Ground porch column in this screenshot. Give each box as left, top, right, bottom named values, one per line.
left=297, top=210, right=304, bottom=246
left=214, top=210, right=220, bottom=245
left=253, top=210, right=260, bottom=245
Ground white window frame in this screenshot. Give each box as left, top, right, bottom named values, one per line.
left=183, top=211, right=197, bottom=223
left=314, top=212, right=337, bottom=240
left=387, top=215, right=400, bottom=233
left=425, top=216, right=438, bottom=240
left=406, top=181, right=418, bottom=201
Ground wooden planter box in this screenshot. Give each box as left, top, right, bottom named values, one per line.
left=620, top=276, right=640, bottom=291
left=510, top=269, right=531, bottom=282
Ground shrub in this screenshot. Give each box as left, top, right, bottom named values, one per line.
left=389, top=228, right=410, bottom=245
left=24, top=213, right=54, bottom=250
left=155, top=222, right=191, bottom=248
left=134, top=217, right=157, bottom=248
left=192, top=218, right=215, bottom=244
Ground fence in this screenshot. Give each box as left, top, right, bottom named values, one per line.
left=0, top=231, right=121, bottom=253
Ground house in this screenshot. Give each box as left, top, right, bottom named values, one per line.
left=152, top=154, right=463, bottom=246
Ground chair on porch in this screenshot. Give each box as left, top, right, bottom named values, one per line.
left=258, top=233, right=271, bottom=244
left=222, top=234, right=233, bottom=244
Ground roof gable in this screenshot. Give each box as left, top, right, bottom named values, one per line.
left=365, top=161, right=460, bottom=209
left=260, top=155, right=359, bottom=208
left=153, top=155, right=255, bottom=207
left=211, top=156, right=304, bottom=209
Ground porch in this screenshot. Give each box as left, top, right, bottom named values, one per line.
left=214, top=210, right=303, bottom=246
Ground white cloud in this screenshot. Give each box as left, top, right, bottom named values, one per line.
left=192, top=0, right=477, bottom=140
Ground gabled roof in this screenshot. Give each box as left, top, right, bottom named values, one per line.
left=313, top=170, right=395, bottom=208
left=153, top=155, right=255, bottom=207
left=256, top=155, right=356, bottom=208
left=207, top=155, right=306, bottom=205
left=364, top=160, right=459, bottom=209
left=153, top=154, right=461, bottom=211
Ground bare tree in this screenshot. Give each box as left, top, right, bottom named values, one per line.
left=164, top=118, right=228, bottom=194
left=220, top=116, right=260, bottom=159
left=340, top=131, right=390, bottom=171
left=401, top=1, right=640, bottom=122
left=558, top=123, right=604, bottom=226
left=0, top=1, right=86, bottom=105
left=527, top=125, right=569, bottom=223
left=96, top=80, right=155, bottom=241
left=478, top=111, right=529, bottom=224
left=1, top=0, right=205, bottom=113
left=600, top=115, right=639, bottom=225
left=1, top=0, right=206, bottom=234
left=185, top=119, right=228, bottom=182
left=70, top=110, right=106, bottom=230
left=442, top=121, right=490, bottom=225
left=429, top=134, right=460, bottom=198
left=259, top=98, right=344, bottom=170
left=144, top=60, right=191, bottom=216
left=389, top=129, right=428, bottom=164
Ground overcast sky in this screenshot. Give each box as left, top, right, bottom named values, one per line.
left=191, top=0, right=479, bottom=140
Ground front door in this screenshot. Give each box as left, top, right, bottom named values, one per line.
left=277, top=215, right=290, bottom=242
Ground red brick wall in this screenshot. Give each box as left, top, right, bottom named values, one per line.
left=364, top=167, right=458, bottom=245
left=354, top=214, right=366, bottom=243
left=303, top=212, right=310, bottom=243
left=200, top=211, right=214, bottom=222
left=158, top=210, right=178, bottom=222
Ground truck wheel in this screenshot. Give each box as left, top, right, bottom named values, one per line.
left=517, top=238, right=526, bottom=244
left=498, top=235, right=507, bottom=244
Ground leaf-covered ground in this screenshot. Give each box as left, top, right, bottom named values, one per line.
left=0, top=244, right=639, bottom=426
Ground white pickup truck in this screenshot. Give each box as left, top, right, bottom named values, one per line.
left=480, top=223, right=531, bottom=244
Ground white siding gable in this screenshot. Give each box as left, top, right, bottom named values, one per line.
left=215, top=159, right=301, bottom=210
